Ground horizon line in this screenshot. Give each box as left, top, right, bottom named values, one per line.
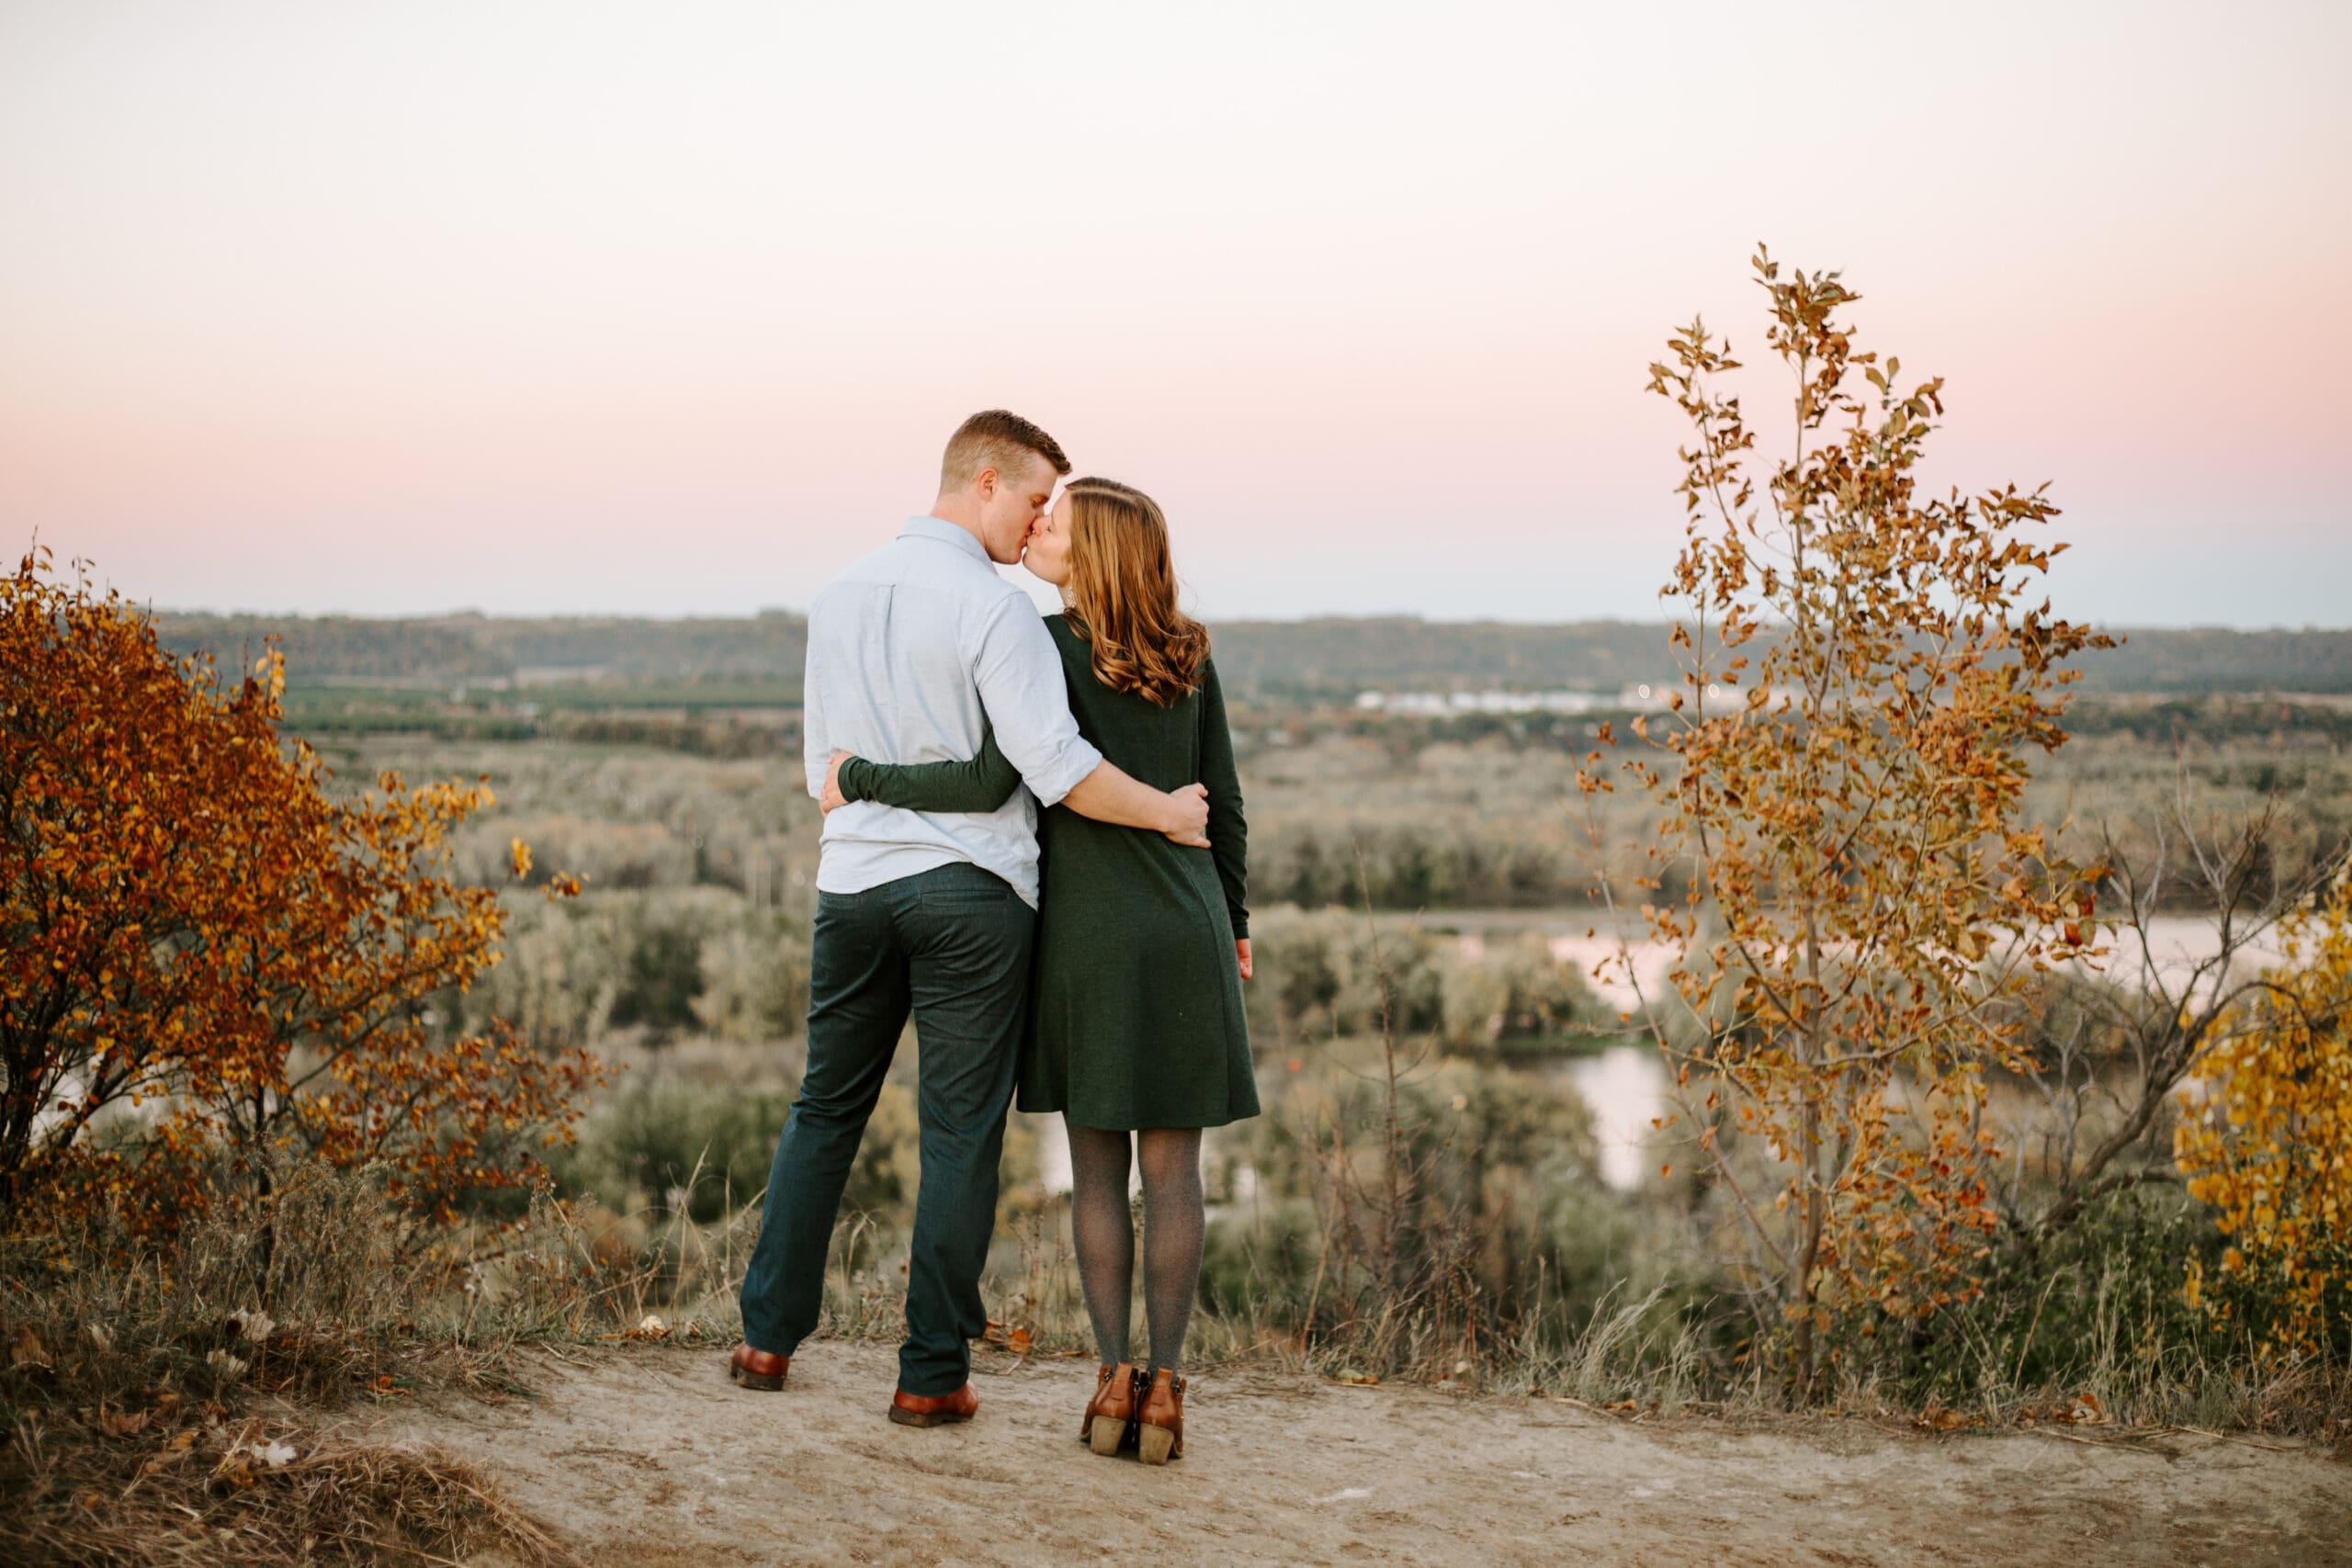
left=141, top=604, right=2352, bottom=636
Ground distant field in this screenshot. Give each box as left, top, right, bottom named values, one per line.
left=157, top=610, right=2352, bottom=704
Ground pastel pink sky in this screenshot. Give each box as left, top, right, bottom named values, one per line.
left=3, top=1, right=2346, bottom=625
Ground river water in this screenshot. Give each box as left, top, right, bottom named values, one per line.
left=1537, top=912, right=2280, bottom=1190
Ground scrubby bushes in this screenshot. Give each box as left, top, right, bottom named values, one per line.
left=1204, top=1041, right=1707, bottom=1374
left=460, top=889, right=811, bottom=1052
left=1242, top=907, right=1609, bottom=1051
left=0, top=552, right=598, bottom=1240
left=556, top=1074, right=915, bottom=1226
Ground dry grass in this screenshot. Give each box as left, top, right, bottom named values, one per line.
left=8, top=1145, right=2343, bottom=1565
left=0, top=1168, right=581, bottom=1566
left=7, top=1419, right=579, bottom=1568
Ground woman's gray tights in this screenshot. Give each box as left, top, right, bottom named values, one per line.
left=1063, top=1124, right=1204, bottom=1373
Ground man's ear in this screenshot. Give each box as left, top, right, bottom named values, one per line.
left=973, top=467, right=998, bottom=501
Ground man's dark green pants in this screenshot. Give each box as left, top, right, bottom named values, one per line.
left=737, top=861, right=1035, bottom=1396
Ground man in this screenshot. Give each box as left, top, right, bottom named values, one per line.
left=731, top=410, right=1209, bottom=1427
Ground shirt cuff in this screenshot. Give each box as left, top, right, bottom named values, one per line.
left=1022, top=736, right=1104, bottom=807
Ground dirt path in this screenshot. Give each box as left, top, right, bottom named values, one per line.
left=367, top=1341, right=2351, bottom=1568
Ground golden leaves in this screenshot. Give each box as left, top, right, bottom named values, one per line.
left=1, top=551, right=603, bottom=1238
left=2172, top=874, right=2352, bottom=1361
left=1626, top=249, right=2109, bottom=1373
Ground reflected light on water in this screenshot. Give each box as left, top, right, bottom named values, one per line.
left=1554, top=1046, right=1668, bottom=1191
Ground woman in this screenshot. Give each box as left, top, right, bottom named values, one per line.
left=827, top=476, right=1254, bottom=1465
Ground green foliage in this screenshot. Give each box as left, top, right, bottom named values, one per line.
left=1216, top=1045, right=1713, bottom=1371
left=1242, top=907, right=1444, bottom=1044
left=556, top=1074, right=917, bottom=1225
left=1242, top=908, right=1608, bottom=1052
left=607, top=920, right=705, bottom=1037
left=1881, top=1188, right=2231, bottom=1412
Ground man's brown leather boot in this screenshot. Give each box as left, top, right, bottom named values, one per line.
left=728, top=1344, right=789, bottom=1392
left=888, top=1382, right=979, bottom=1427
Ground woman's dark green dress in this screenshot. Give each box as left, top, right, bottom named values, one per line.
left=837, top=615, right=1256, bottom=1131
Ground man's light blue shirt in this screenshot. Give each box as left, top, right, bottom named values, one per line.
left=802, top=515, right=1102, bottom=908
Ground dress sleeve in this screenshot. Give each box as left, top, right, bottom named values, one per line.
left=1198, top=660, right=1249, bottom=938
left=836, top=724, right=1024, bottom=813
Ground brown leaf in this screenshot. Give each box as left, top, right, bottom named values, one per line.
left=10, top=1324, right=51, bottom=1371
left=96, top=1404, right=151, bottom=1438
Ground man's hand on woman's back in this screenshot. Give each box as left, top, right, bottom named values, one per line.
left=1159, top=783, right=1211, bottom=848
left=1061, top=764, right=1211, bottom=847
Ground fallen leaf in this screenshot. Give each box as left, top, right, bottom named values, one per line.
left=96, top=1404, right=151, bottom=1438
left=10, top=1325, right=51, bottom=1371
left=143, top=1431, right=198, bottom=1472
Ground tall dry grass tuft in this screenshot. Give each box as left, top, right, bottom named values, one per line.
left=1, top=1165, right=584, bottom=1565
left=8, top=1435, right=579, bottom=1568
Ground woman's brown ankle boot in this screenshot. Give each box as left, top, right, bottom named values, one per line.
left=1080, top=1361, right=1139, bottom=1455
left=1136, top=1367, right=1184, bottom=1464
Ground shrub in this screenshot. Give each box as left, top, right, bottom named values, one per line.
left=2176, top=869, right=2352, bottom=1362
left=0, top=550, right=598, bottom=1237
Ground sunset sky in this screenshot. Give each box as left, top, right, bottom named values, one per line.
left=3, top=1, right=2346, bottom=626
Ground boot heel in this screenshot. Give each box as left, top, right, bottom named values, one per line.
left=1135, top=1368, right=1184, bottom=1464
left=1080, top=1361, right=1138, bottom=1457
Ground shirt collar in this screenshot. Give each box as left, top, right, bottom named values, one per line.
left=899, top=514, right=992, bottom=565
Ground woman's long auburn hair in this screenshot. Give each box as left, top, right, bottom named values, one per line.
left=1059, top=477, right=1210, bottom=707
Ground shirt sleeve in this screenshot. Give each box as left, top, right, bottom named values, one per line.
left=969, top=597, right=1102, bottom=807
left=801, top=605, right=831, bottom=801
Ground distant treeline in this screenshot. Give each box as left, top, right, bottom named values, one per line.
left=153, top=611, right=2352, bottom=699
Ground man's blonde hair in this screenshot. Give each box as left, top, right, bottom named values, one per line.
left=939, top=409, right=1071, bottom=493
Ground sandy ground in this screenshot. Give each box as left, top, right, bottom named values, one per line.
left=365, top=1340, right=2352, bottom=1568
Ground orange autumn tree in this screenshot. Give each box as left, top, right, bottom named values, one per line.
left=2174, top=864, right=2352, bottom=1363
left=1594, top=250, right=2109, bottom=1390
left=0, top=550, right=597, bottom=1240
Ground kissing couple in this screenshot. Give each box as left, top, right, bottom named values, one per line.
left=729, top=410, right=1257, bottom=1466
